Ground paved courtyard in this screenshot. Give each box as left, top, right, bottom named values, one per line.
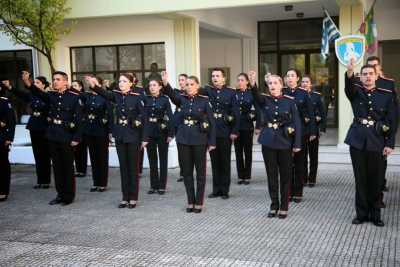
left=0, top=162, right=399, bottom=266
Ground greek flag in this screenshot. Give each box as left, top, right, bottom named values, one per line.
left=321, top=10, right=341, bottom=59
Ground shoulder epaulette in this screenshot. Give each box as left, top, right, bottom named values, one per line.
left=0, top=97, right=8, bottom=100
left=354, top=83, right=364, bottom=89
left=226, top=87, right=235, bottom=90
left=284, top=95, right=295, bottom=100
left=130, top=92, right=140, bottom=96
left=68, top=90, right=79, bottom=96
left=381, top=76, right=395, bottom=81
left=197, top=95, right=209, bottom=98
left=312, top=91, right=322, bottom=95
left=377, top=87, right=393, bottom=93
left=260, top=93, right=269, bottom=97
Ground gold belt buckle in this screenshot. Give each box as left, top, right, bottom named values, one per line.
left=149, top=117, right=157, bottom=123
left=53, top=119, right=62, bottom=125
left=88, top=114, right=95, bottom=120
left=119, top=119, right=128, bottom=126
left=33, top=111, right=41, bottom=117
left=0, top=121, right=6, bottom=128
left=316, top=116, right=321, bottom=122
left=268, top=122, right=278, bottom=129
left=368, top=120, right=374, bottom=126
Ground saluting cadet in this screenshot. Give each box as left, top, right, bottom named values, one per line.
left=25, top=71, right=83, bottom=206
left=301, top=75, right=326, bottom=187
left=71, top=80, right=88, bottom=178
left=161, top=72, right=216, bottom=213
left=234, top=73, right=257, bottom=185
left=0, top=84, right=16, bottom=202
left=174, top=73, right=188, bottom=182
left=142, top=79, right=174, bottom=195
left=284, top=69, right=317, bottom=203
left=249, top=71, right=301, bottom=219
left=345, top=59, right=398, bottom=227
left=200, top=68, right=240, bottom=199
left=88, top=74, right=144, bottom=209
left=366, top=56, right=398, bottom=207
left=3, top=76, right=51, bottom=189
left=81, top=76, right=111, bottom=192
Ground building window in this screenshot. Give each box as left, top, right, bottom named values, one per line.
left=0, top=50, right=34, bottom=123
left=70, top=43, right=166, bottom=87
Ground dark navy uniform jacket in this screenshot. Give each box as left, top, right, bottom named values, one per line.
left=283, top=87, right=317, bottom=136
left=163, top=83, right=216, bottom=147
left=91, top=86, right=144, bottom=144
left=80, top=92, right=112, bottom=137
left=344, top=74, right=398, bottom=151
left=199, top=85, right=240, bottom=138
left=0, top=96, right=16, bottom=143
left=142, top=94, right=174, bottom=140
left=30, top=86, right=83, bottom=143
left=308, top=90, right=326, bottom=134
left=251, top=86, right=301, bottom=149
left=235, top=89, right=257, bottom=131
left=9, top=85, right=48, bottom=132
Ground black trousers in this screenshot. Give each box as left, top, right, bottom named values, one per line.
left=30, top=131, right=51, bottom=185
left=262, top=147, right=292, bottom=211
left=350, top=146, right=384, bottom=221
left=49, top=141, right=75, bottom=203
left=291, top=135, right=307, bottom=198
left=146, top=136, right=169, bottom=190
left=74, top=138, right=88, bottom=174
left=210, top=137, right=232, bottom=195
left=234, top=130, right=253, bottom=180
left=0, top=144, right=11, bottom=195
left=305, top=136, right=319, bottom=184
left=86, top=135, right=109, bottom=187
left=116, top=141, right=140, bottom=201
left=138, top=149, right=144, bottom=175
left=178, top=144, right=207, bottom=205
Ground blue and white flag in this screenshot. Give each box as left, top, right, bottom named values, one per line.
left=321, top=10, right=341, bottom=59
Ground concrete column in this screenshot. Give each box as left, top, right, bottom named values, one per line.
left=337, top=2, right=364, bottom=146
left=242, top=38, right=258, bottom=74
left=173, top=18, right=200, bottom=78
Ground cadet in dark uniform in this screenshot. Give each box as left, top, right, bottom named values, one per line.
left=366, top=56, right=398, bottom=206
left=200, top=68, right=240, bottom=199
left=0, top=84, right=16, bottom=201
left=81, top=76, right=111, bottom=192
left=25, top=71, right=83, bottom=206
left=174, top=73, right=188, bottom=182
left=234, top=73, right=256, bottom=185
left=301, top=75, right=326, bottom=187
left=88, top=74, right=144, bottom=209
left=345, top=60, right=398, bottom=227
left=283, top=69, right=317, bottom=203
left=71, top=80, right=88, bottom=177
left=3, top=76, right=51, bottom=189
left=249, top=71, right=301, bottom=219
left=161, top=72, right=216, bottom=213
left=142, top=79, right=174, bottom=195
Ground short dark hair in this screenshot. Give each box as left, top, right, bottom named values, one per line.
left=35, top=76, right=50, bottom=88
left=286, top=68, right=301, bottom=78
left=366, top=56, right=380, bottom=64
left=52, top=71, right=68, bottom=81
left=187, top=75, right=200, bottom=84
left=178, top=73, right=188, bottom=79
left=211, top=68, right=225, bottom=77
left=360, top=64, right=377, bottom=74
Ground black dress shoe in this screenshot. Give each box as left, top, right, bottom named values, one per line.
left=0, top=196, right=8, bottom=202
left=193, top=208, right=202, bottom=213
left=186, top=207, right=194, bottom=213
left=118, top=202, right=128, bottom=208
left=352, top=218, right=364, bottom=225
left=61, top=201, right=72, bottom=206
left=41, top=184, right=50, bottom=189
left=378, top=201, right=386, bottom=209
left=147, top=189, right=157, bottom=194
left=33, top=184, right=41, bottom=189
left=383, top=185, right=389, bottom=192
left=90, top=187, right=98, bottom=192
left=128, top=203, right=136, bottom=209
left=158, top=190, right=165, bottom=195
left=221, top=194, right=229, bottom=200
left=208, top=193, right=220, bottom=198
left=97, top=187, right=107, bottom=192
left=177, top=177, right=184, bottom=182
left=267, top=210, right=277, bottom=218
left=308, top=183, right=315, bottom=188
left=49, top=198, right=63, bottom=205
left=373, top=219, right=384, bottom=227
left=75, top=172, right=86, bottom=177
left=243, top=181, right=250, bottom=185
left=238, top=180, right=244, bottom=185
left=278, top=211, right=288, bottom=219
left=293, top=198, right=302, bottom=203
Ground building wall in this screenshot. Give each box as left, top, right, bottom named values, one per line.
left=200, top=34, right=243, bottom=86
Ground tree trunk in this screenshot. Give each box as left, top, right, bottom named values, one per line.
left=46, top=54, right=56, bottom=74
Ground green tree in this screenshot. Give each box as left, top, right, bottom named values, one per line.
left=0, top=0, right=73, bottom=73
